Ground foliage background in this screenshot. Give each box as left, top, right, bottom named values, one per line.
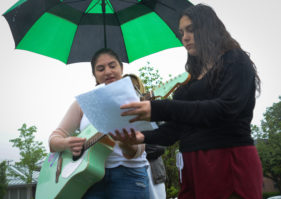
left=0, top=161, right=8, bottom=199
left=252, top=96, right=281, bottom=193
left=9, top=124, right=47, bottom=183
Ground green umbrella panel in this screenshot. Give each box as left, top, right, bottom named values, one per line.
left=3, top=0, right=192, bottom=64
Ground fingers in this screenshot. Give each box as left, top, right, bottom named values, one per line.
left=68, top=137, right=86, bottom=144
left=120, top=101, right=151, bottom=122
left=64, top=137, right=85, bottom=155
left=130, top=128, right=137, bottom=140
left=129, top=116, right=141, bottom=123
left=72, top=150, right=82, bottom=156
left=69, top=138, right=85, bottom=156
left=109, top=128, right=143, bottom=146
left=120, top=101, right=144, bottom=116
left=68, top=137, right=85, bottom=147
left=120, top=102, right=141, bottom=109
left=71, top=146, right=83, bottom=151
left=114, top=129, right=129, bottom=142
left=71, top=146, right=83, bottom=156
left=109, top=130, right=122, bottom=141
left=109, top=129, right=131, bottom=141
left=122, top=128, right=130, bottom=139
left=69, top=142, right=84, bottom=148
left=115, top=129, right=123, bottom=138
left=121, top=108, right=143, bottom=117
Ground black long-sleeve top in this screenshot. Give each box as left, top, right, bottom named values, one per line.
left=142, top=49, right=256, bottom=152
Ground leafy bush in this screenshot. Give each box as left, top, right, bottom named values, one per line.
left=163, top=142, right=180, bottom=198
left=166, top=185, right=179, bottom=198
left=263, top=192, right=281, bottom=199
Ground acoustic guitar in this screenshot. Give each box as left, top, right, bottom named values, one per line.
left=35, top=71, right=190, bottom=199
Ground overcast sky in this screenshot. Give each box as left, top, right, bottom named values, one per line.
left=1, top=0, right=281, bottom=162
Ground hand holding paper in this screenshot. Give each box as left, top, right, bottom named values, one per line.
left=120, top=101, right=151, bottom=123
left=76, top=77, right=157, bottom=134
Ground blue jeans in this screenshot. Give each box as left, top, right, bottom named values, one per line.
left=83, top=166, right=149, bottom=199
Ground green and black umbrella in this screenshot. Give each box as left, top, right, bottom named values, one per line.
left=3, top=0, right=192, bottom=64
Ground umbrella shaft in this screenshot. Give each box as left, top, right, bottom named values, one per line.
left=102, top=0, right=106, bottom=13
left=102, top=0, right=107, bottom=47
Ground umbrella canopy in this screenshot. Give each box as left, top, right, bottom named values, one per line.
left=3, top=0, right=192, bottom=64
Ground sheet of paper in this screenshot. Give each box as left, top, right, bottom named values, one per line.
left=76, top=77, right=156, bottom=134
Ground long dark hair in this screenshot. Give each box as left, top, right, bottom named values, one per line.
left=181, top=4, right=260, bottom=94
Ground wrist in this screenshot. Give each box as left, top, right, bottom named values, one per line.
left=132, top=144, right=142, bottom=159
left=53, top=137, right=68, bottom=152
left=119, top=142, right=142, bottom=159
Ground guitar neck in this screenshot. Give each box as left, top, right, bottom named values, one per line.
left=84, top=132, right=115, bottom=151
left=84, top=132, right=105, bottom=150
left=143, top=72, right=191, bottom=100
left=73, top=129, right=115, bottom=161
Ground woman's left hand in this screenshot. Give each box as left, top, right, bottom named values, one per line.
left=120, top=101, right=151, bottom=123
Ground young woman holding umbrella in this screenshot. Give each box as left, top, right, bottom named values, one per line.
left=110, top=4, right=263, bottom=199
left=48, top=48, right=149, bottom=199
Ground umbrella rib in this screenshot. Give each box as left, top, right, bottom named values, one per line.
left=61, top=0, right=101, bottom=14
left=118, top=0, right=138, bottom=3
left=105, top=0, right=113, bottom=12
left=85, top=0, right=101, bottom=14
left=62, top=0, right=89, bottom=3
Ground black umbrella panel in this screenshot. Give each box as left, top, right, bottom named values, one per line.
left=3, top=0, right=192, bottom=64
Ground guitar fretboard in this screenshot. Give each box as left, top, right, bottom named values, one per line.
left=84, top=132, right=105, bottom=150
left=148, top=72, right=191, bottom=100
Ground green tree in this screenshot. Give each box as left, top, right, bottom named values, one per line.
left=0, top=161, right=8, bottom=199
left=253, top=96, right=281, bottom=192
left=251, top=124, right=264, bottom=140
left=9, top=123, right=47, bottom=183
left=138, top=63, right=179, bottom=198
left=138, top=62, right=164, bottom=91
left=162, top=142, right=180, bottom=198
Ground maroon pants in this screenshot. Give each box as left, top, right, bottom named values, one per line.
left=178, top=146, right=263, bottom=199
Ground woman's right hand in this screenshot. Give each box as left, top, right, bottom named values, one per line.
left=120, top=101, right=151, bottom=122
left=63, top=137, right=86, bottom=156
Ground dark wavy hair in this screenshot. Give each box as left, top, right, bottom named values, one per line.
left=181, top=4, right=260, bottom=94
